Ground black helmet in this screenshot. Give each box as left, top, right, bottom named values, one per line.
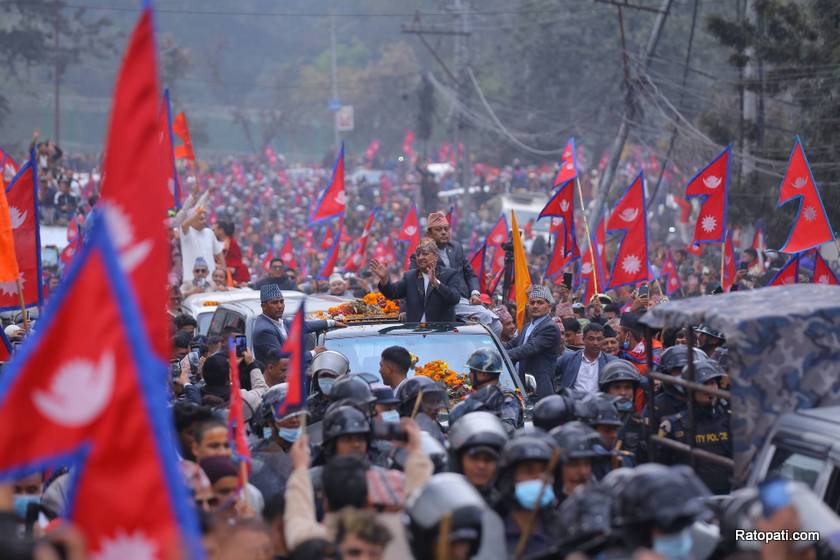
left=322, top=405, right=371, bottom=443
left=465, top=347, right=503, bottom=375
left=405, top=473, right=486, bottom=560
left=598, top=360, right=641, bottom=390
left=532, top=394, right=577, bottom=431
left=499, top=435, right=554, bottom=471
left=556, top=485, right=614, bottom=553
left=711, top=347, right=730, bottom=372
left=575, top=394, right=624, bottom=428
left=613, top=464, right=710, bottom=533
left=330, top=375, right=377, bottom=407
left=398, top=376, right=450, bottom=417
left=694, top=324, right=725, bottom=341
left=684, top=359, right=726, bottom=386
left=550, top=421, right=608, bottom=461
left=658, top=345, right=687, bottom=373
left=253, top=383, right=302, bottom=426
left=448, top=411, right=508, bottom=457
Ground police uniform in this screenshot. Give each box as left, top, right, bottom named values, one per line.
left=451, top=384, right=524, bottom=435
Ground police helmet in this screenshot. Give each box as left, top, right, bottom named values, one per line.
left=448, top=385, right=506, bottom=426
left=711, top=347, right=730, bottom=372
left=465, top=347, right=503, bottom=375
left=322, top=405, right=371, bottom=443
left=311, top=349, right=350, bottom=378
left=398, top=376, right=450, bottom=417
left=499, top=435, right=554, bottom=471
left=532, top=394, right=577, bottom=431
left=448, top=411, right=508, bottom=457
left=405, top=473, right=486, bottom=560
left=613, top=464, right=710, bottom=533
left=556, top=485, right=614, bottom=553
left=598, top=360, right=641, bottom=390
left=694, top=324, right=725, bottom=341
left=330, top=375, right=377, bottom=407
left=575, top=394, right=624, bottom=428
left=684, top=359, right=726, bottom=386
left=550, top=421, right=608, bottom=461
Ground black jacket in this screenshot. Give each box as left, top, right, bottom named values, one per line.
left=410, top=241, right=478, bottom=298
left=504, top=317, right=561, bottom=399
left=378, top=266, right=461, bottom=322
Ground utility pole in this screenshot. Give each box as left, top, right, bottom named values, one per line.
left=591, top=0, right=673, bottom=225
left=330, top=13, right=340, bottom=152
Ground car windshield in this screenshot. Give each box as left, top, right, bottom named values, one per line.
left=196, top=312, right=213, bottom=336
left=767, top=446, right=825, bottom=489
left=325, top=331, right=518, bottom=392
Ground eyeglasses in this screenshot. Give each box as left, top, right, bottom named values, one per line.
left=194, top=268, right=209, bottom=274
left=195, top=497, right=219, bottom=509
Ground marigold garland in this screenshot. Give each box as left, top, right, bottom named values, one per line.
left=414, top=359, right=472, bottom=403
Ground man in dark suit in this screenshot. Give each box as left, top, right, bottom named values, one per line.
left=251, top=284, right=344, bottom=364
left=555, top=322, right=615, bottom=394
left=370, top=238, right=460, bottom=323
left=411, top=211, right=501, bottom=334
left=504, top=285, right=561, bottom=399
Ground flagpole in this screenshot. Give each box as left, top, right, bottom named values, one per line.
left=574, top=176, right=599, bottom=297
left=16, top=278, right=28, bottom=331
left=720, top=239, right=725, bottom=288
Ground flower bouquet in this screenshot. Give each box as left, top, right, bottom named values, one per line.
left=414, top=360, right=472, bottom=403
left=313, top=292, right=400, bottom=322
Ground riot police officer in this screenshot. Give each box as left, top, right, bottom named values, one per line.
left=306, top=350, right=350, bottom=422
left=398, top=375, right=449, bottom=443
left=694, top=324, right=725, bottom=356
left=652, top=345, right=708, bottom=418
left=447, top=411, right=509, bottom=503
left=611, top=464, right=711, bottom=557
left=658, top=359, right=732, bottom=494
left=576, top=393, right=633, bottom=477
left=449, top=347, right=524, bottom=435
left=494, top=434, right=561, bottom=558
left=317, top=404, right=372, bottom=464
left=251, top=383, right=303, bottom=454
left=329, top=374, right=377, bottom=417
left=599, top=359, right=648, bottom=464
left=550, top=421, right=608, bottom=502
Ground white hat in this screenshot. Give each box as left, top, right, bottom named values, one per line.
left=4, top=325, right=23, bottom=338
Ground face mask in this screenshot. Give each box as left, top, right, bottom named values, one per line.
left=379, top=410, right=400, bottom=424
left=262, top=427, right=273, bottom=440
left=653, top=527, right=693, bottom=560
left=13, top=495, right=40, bottom=519
left=614, top=397, right=634, bottom=413
left=278, top=427, right=301, bottom=443
left=514, top=479, right=555, bottom=510
left=319, top=377, right=335, bottom=396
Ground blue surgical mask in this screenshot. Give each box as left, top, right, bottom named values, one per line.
left=653, top=527, right=693, bottom=560
left=615, top=397, right=634, bottom=413
left=319, top=377, right=335, bottom=396
left=263, top=426, right=273, bottom=440
left=13, top=495, right=40, bottom=519
left=514, top=479, right=555, bottom=510
left=379, top=410, right=400, bottom=424
left=278, top=427, right=301, bottom=443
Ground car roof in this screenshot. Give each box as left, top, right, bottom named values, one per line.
left=215, top=292, right=354, bottom=318
left=325, top=321, right=490, bottom=339
left=778, top=407, right=840, bottom=430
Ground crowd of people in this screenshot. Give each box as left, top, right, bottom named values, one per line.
left=2, top=137, right=836, bottom=560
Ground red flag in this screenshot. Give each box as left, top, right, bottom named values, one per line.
left=310, top=143, right=346, bottom=224
left=172, top=111, right=196, bottom=161
left=158, top=89, right=181, bottom=208
left=402, top=130, right=415, bottom=161
left=673, top=195, right=692, bottom=224
left=343, top=211, right=375, bottom=273
left=262, top=249, right=275, bottom=273
left=661, top=250, right=682, bottom=296
left=686, top=242, right=704, bottom=257
left=607, top=172, right=650, bottom=289
left=813, top=252, right=839, bottom=285
left=469, top=244, right=487, bottom=293
left=398, top=204, right=420, bottom=271
left=486, top=215, right=508, bottom=251
left=446, top=205, right=458, bottom=233
left=767, top=254, right=800, bottom=287
left=0, top=219, right=202, bottom=558
left=552, top=138, right=578, bottom=187
left=487, top=266, right=504, bottom=295
left=227, top=338, right=251, bottom=485
left=580, top=237, right=604, bottom=305
left=0, top=156, right=43, bottom=310
left=722, top=230, right=736, bottom=292
left=365, top=139, right=381, bottom=164
left=595, top=214, right=608, bottom=285
left=383, top=238, right=397, bottom=266
left=539, top=181, right=577, bottom=257
left=546, top=227, right=580, bottom=278
left=279, top=237, right=297, bottom=271
left=317, top=227, right=341, bottom=279
left=278, top=303, right=307, bottom=418
left=777, top=137, right=835, bottom=253
left=98, top=4, right=169, bottom=359
left=0, top=328, right=10, bottom=362
left=319, top=225, right=335, bottom=250
left=0, top=147, right=19, bottom=189
left=685, top=146, right=730, bottom=245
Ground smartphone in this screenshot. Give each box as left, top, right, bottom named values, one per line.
left=234, top=335, right=247, bottom=357
left=169, top=360, right=181, bottom=380
left=738, top=261, right=749, bottom=271
left=563, top=272, right=573, bottom=290
left=190, top=343, right=202, bottom=354
left=372, top=421, right=408, bottom=442
left=638, top=282, right=649, bottom=298
left=759, top=478, right=790, bottom=517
